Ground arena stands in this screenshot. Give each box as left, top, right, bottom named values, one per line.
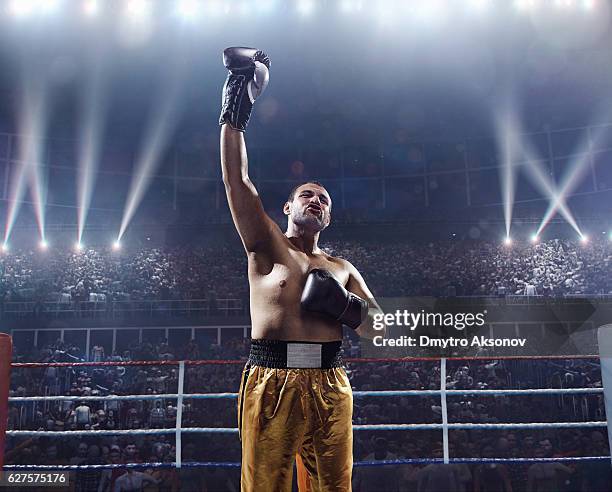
left=4, top=236, right=612, bottom=490
left=0, top=237, right=610, bottom=317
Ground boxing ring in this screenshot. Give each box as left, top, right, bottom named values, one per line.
left=3, top=353, right=611, bottom=473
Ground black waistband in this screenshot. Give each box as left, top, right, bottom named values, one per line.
left=248, top=339, right=343, bottom=369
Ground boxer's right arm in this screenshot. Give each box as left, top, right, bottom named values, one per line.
left=221, top=126, right=277, bottom=252
left=219, top=47, right=275, bottom=252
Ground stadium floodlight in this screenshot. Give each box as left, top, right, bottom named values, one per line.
left=36, top=0, right=61, bottom=14
left=503, top=236, right=512, bottom=246
left=530, top=234, right=539, bottom=244
left=469, top=0, right=490, bottom=9
left=582, top=0, right=595, bottom=9
left=204, top=0, right=225, bottom=16
left=514, top=0, right=536, bottom=10
left=340, top=0, right=362, bottom=13
left=236, top=0, right=253, bottom=16
left=39, top=240, right=48, bottom=251
left=125, top=0, right=150, bottom=19
left=177, top=0, right=201, bottom=19
left=297, top=0, right=315, bottom=16
left=40, top=0, right=61, bottom=13
left=8, top=0, right=36, bottom=17
left=112, top=240, right=121, bottom=251
left=83, top=0, right=99, bottom=16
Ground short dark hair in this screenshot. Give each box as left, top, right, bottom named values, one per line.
left=287, top=181, right=327, bottom=203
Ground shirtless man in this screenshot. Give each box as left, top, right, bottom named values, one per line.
left=219, top=47, right=383, bottom=492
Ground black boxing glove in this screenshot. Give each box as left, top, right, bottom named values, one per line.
left=301, top=269, right=368, bottom=330
left=219, top=47, right=270, bottom=132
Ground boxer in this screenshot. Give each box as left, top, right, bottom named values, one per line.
left=219, top=47, right=383, bottom=492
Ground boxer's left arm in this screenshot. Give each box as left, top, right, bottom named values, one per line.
left=343, top=260, right=384, bottom=339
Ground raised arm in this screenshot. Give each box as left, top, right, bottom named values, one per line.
left=220, top=126, right=276, bottom=252
left=219, top=47, right=276, bottom=252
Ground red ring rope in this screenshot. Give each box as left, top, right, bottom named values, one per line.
left=9, top=353, right=600, bottom=369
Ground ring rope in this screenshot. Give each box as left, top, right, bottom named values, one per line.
left=2, top=455, right=610, bottom=471
left=9, top=353, right=601, bottom=369
left=6, top=420, right=607, bottom=438
left=6, top=355, right=607, bottom=475
left=7, top=387, right=604, bottom=404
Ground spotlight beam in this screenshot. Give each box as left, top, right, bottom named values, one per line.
left=536, top=117, right=612, bottom=236
left=77, top=49, right=108, bottom=245
left=27, top=150, right=47, bottom=243
left=118, top=53, right=188, bottom=241
left=4, top=69, right=48, bottom=245
left=507, top=118, right=582, bottom=237
left=521, top=151, right=581, bottom=236
left=495, top=103, right=520, bottom=240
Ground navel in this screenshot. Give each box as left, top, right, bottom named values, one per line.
left=279, top=279, right=287, bottom=288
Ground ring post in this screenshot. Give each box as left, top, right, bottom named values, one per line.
left=597, top=324, right=612, bottom=465
left=0, top=333, right=12, bottom=469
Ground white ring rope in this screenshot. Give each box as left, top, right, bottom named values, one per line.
left=6, top=421, right=607, bottom=438
left=7, top=387, right=604, bottom=403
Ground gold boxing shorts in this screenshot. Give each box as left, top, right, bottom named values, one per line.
left=238, top=339, right=353, bottom=492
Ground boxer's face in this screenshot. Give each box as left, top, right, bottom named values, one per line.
left=285, top=184, right=331, bottom=232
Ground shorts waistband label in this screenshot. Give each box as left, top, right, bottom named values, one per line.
left=286, top=343, right=322, bottom=368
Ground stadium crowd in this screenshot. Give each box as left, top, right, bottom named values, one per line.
left=3, top=235, right=612, bottom=490
left=5, top=335, right=611, bottom=491
left=0, top=245, right=248, bottom=307
left=0, top=237, right=611, bottom=313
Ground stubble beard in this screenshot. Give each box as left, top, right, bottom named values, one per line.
left=291, top=208, right=327, bottom=232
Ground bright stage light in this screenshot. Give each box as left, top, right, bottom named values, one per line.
left=177, top=0, right=201, bottom=19
left=582, top=0, right=595, bottom=9
left=39, top=240, right=48, bottom=251
left=469, top=0, right=490, bottom=8
left=236, top=0, right=253, bottom=16
left=580, top=234, right=589, bottom=244
left=514, top=0, right=536, bottom=10
left=40, top=0, right=61, bottom=14
left=503, top=237, right=512, bottom=246
left=340, top=0, right=362, bottom=13
left=297, top=0, right=315, bottom=16
left=125, top=0, right=151, bottom=19
left=530, top=234, right=539, bottom=244
left=8, top=0, right=36, bottom=17
left=83, top=0, right=99, bottom=16
left=112, top=241, right=121, bottom=251
left=204, top=0, right=226, bottom=16
left=1, top=244, right=8, bottom=253
left=257, top=0, right=276, bottom=13
left=75, top=242, right=83, bottom=252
